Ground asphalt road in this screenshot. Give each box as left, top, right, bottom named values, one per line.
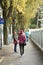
left=0, top=39, right=43, bottom=65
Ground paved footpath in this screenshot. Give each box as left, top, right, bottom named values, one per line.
left=0, top=39, right=43, bottom=65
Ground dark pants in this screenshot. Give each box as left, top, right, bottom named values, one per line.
left=14, top=44, right=17, bottom=52
left=19, top=44, right=24, bottom=56
left=26, top=36, right=29, bottom=42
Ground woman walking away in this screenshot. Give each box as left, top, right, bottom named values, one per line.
left=18, top=30, right=26, bottom=56
left=14, top=31, right=18, bottom=53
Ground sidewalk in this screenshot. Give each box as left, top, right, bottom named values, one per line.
left=0, top=43, right=13, bottom=63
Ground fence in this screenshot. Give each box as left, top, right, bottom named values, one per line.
left=30, top=29, right=43, bottom=51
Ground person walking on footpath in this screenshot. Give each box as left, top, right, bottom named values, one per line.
left=13, top=31, right=18, bottom=53
left=25, top=30, right=29, bottom=42
left=18, top=30, right=26, bottom=56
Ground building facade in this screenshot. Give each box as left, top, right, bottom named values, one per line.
left=37, top=5, right=43, bottom=28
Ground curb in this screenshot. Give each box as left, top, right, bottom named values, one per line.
left=0, top=57, right=5, bottom=63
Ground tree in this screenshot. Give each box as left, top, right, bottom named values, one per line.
left=9, top=0, right=27, bottom=35
left=17, top=0, right=27, bottom=30
left=1, top=0, right=10, bottom=44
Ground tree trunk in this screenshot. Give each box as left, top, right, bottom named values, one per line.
left=12, top=19, right=16, bottom=39
left=3, top=20, right=8, bottom=45
left=12, top=21, right=15, bottom=39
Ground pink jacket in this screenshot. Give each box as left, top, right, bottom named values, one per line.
left=18, top=34, right=26, bottom=44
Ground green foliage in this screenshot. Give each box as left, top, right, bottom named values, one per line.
left=29, top=13, right=37, bottom=28
left=29, top=12, right=41, bottom=28
left=25, top=0, right=43, bottom=29
left=29, top=24, right=36, bottom=29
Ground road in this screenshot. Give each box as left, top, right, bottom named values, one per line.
left=0, top=39, right=43, bottom=65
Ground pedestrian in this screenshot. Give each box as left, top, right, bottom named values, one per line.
left=25, top=30, right=29, bottom=42
left=18, top=30, right=26, bottom=56
left=13, top=31, right=18, bottom=53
